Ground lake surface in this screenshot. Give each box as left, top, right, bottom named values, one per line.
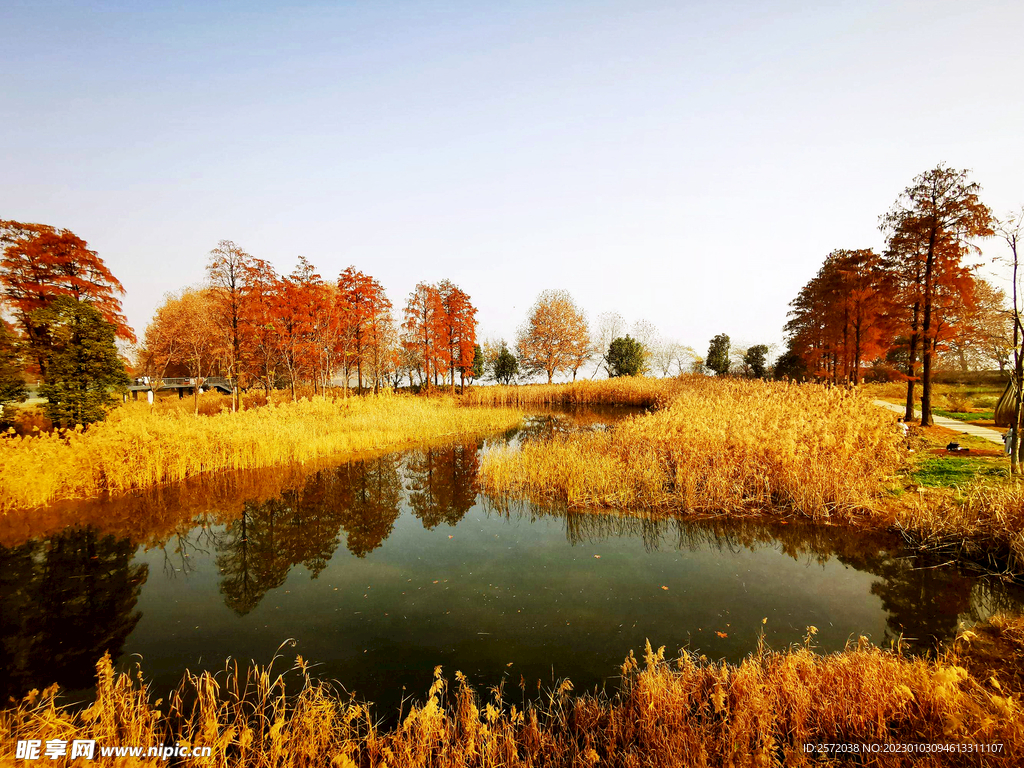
left=3, top=410, right=1023, bottom=715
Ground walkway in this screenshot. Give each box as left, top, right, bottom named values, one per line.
left=873, top=400, right=1004, bottom=446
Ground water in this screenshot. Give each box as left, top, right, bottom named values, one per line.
left=2, top=411, right=1022, bottom=714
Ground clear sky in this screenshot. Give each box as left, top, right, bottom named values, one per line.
left=3, top=0, right=1022, bottom=362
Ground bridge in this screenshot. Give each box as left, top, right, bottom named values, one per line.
left=127, top=377, right=235, bottom=399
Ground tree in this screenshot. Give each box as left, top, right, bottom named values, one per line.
left=401, top=282, right=441, bottom=392
left=238, top=257, right=283, bottom=394
left=0, top=320, right=27, bottom=417
left=0, top=221, right=134, bottom=377
left=937, top=278, right=1012, bottom=371
left=744, top=344, right=770, bottom=378
left=785, top=249, right=893, bottom=384
left=491, top=342, right=518, bottom=385
left=146, top=289, right=223, bottom=414
left=996, top=207, right=1024, bottom=473
left=433, top=280, right=477, bottom=392
left=591, top=311, right=624, bottom=378
left=206, top=240, right=253, bottom=411
left=33, top=297, right=129, bottom=427
left=516, top=289, right=590, bottom=383
left=338, top=266, right=392, bottom=393
left=607, top=335, right=645, bottom=377
left=881, top=166, right=994, bottom=425
left=706, top=334, right=731, bottom=376
left=470, top=344, right=484, bottom=384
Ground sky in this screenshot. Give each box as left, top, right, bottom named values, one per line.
left=3, top=0, right=1023, bottom=366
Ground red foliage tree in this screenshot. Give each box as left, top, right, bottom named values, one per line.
left=0, top=220, right=134, bottom=375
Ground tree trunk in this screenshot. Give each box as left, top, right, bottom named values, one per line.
left=905, top=305, right=920, bottom=422
left=920, top=231, right=936, bottom=427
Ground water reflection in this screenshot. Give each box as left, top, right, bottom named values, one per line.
left=0, top=528, right=147, bottom=699
left=1, top=424, right=1023, bottom=709
left=552, top=509, right=1021, bottom=649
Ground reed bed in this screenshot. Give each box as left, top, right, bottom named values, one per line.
left=0, top=394, right=521, bottom=513
left=462, top=377, right=684, bottom=408
left=891, top=484, right=1024, bottom=575
left=481, top=379, right=902, bottom=519
left=2, top=622, right=1021, bottom=768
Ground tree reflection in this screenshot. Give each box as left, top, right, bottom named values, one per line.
left=215, top=454, right=403, bottom=614
left=0, top=527, right=147, bottom=701
left=405, top=441, right=480, bottom=529
left=525, top=507, right=1024, bottom=652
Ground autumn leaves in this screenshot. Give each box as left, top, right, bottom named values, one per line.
left=783, top=166, right=996, bottom=427
left=139, top=242, right=480, bottom=406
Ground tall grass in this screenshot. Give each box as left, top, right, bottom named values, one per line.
left=892, top=484, right=1024, bottom=574
left=482, top=379, right=902, bottom=519
left=463, top=377, right=683, bottom=408
left=0, top=393, right=521, bottom=513
left=2, top=622, right=1021, bottom=767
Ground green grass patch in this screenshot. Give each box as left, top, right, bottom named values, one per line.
left=911, top=455, right=1008, bottom=487
left=933, top=409, right=996, bottom=422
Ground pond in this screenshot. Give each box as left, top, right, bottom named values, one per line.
left=2, top=410, right=1023, bottom=716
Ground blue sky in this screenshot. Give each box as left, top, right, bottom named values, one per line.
left=3, top=0, right=1023, bottom=361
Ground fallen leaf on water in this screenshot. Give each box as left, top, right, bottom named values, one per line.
left=506, top=662, right=514, bottom=667
left=716, top=631, right=728, bottom=638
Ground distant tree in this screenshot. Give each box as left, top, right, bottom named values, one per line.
left=470, top=344, right=484, bottom=383
left=433, top=280, right=477, bottom=392
left=147, top=289, right=223, bottom=414
left=881, top=165, right=994, bottom=425
left=33, top=297, right=129, bottom=427
left=706, top=334, right=731, bottom=376
left=744, top=344, right=770, bottom=378
left=492, top=343, right=518, bottom=385
left=338, top=266, right=393, bottom=393
left=516, top=289, right=590, bottom=383
left=0, top=320, right=27, bottom=416
left=607, top=335, right=645, bottom=377
left=938, top=278, right=1012, bottom=371
left=785, top=249, right=893, bottom=384
left=402, top=282, right=441, bottom=391
left=773, top=348, right=808, bottom=380
left=206, top=239, right=254, bottom=411
left=591, top=311, right=625, bottom=378
left=0, top=221, right=134, bottom=377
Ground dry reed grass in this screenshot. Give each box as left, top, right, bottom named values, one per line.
left=481, top=379, right=902, bottom=519
left=2, top=622, right=1021, bottom=768
left=0, top=393, right=520, bottom=513
left=891, top=484, right=1024, bottom=575
left=462, top=377, right=683, bottom=408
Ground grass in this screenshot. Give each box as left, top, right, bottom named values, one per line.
left=862, top=382, right=1003, bottom=413
left=2, top=621, right=1021, bottom=767
left=0, top=393, right=521, bottom=513
left=911, top=456, right=1008, bottom=488
left=481, top=379, right=903, bottom=519
left=932, top=409, right=997, bottom=423
left=462, top=377, right=683, bottom=408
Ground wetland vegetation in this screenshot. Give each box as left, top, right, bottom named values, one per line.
left=4, top=380, right=1024, bottom=765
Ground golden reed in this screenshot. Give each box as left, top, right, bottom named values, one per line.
left=0, top=393, right=521, bottom=513
left=481, top=379, right=902, bottom=519
left=1, top=620, right=1020, bottom=767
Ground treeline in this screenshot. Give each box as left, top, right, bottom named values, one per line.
left=139, top=240, right=479, bottom=409
left=781, top=164, right=1019, bottom=426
